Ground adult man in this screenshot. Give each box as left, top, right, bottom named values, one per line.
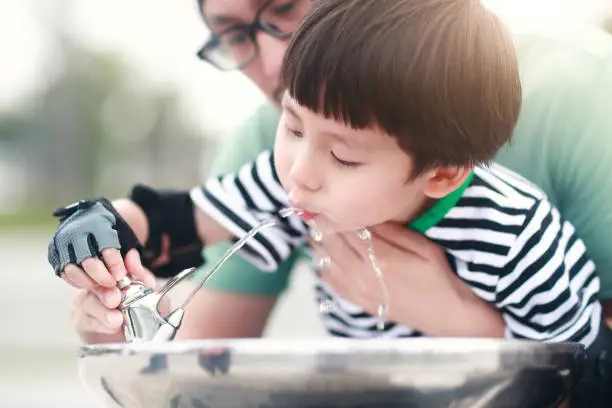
left=68, top=0, right=612, bottom=343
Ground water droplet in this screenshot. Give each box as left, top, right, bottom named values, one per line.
left=279, top=207, right=301, bottom=218
left=316, top=255, right=331, bottom=268
left=185, top=210, right=294, bottom=314
left=357, top=228, right=390, bottom=334
left=357, top=228, right=371, bottom=241
left=319, top=299, right=336, bottom=314
left=309, top=220, right=323, bottom=242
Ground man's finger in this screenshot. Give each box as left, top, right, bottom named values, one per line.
left=341, top=230, right=375, bottom=256
left=63, top=264, right=96, bottom=289
left=101, top=248, right=128, bottom=280
left=318, top=262, right=339, bottom=290
left=318, top=233, right=363, bottom=269
left=309, top=239, right=321, bottom=251
left=81, top=257, right=115, bottom=288
left=72, top=291, right=119, bottom=334
left=308, top=240, right=329, bottom=271
left=74, top=311, right=122, bottom=334
left=91, top=285, right=122, bottom=309
left=125, top=249, right=157, bottom=288
left=81, top=291, right=124, bottom=329
left=370, top=223, right=428, bottom=254
left=319, top=262, right=359, bottom=306
left=61, top=269, right=80, bottom=288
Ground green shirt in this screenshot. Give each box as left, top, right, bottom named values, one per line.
left=198, top=21, right=612, bottom=299
left=496, top=21, right=612, bottom=298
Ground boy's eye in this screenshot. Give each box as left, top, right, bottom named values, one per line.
left=331, top=151, right=361, bottom=168
left=286, top=126, right=303, bottom=138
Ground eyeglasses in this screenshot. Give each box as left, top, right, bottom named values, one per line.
left=197, top=0, right=310, bottom=71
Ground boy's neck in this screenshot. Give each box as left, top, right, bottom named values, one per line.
left=412, top=197, right=438, bottom=223
left=392, top=195, right=436, bottom=226
left=397, top=172, right=474, bottom=234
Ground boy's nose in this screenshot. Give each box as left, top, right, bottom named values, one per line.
left=289, top=156, right=321, bottom=192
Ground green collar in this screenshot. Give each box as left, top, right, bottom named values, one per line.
left=408, top=172, right=474, bottom=233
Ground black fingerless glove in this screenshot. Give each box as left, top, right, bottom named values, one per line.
left=48, top=197, right=143, bottom=276
left=129, top=184, right=205, bottom=278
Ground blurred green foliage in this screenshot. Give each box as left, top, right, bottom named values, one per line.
left=0, top=38, right=210, bottom=226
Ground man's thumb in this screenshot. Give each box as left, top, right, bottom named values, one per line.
left=125, top=248, right=157, bottom=289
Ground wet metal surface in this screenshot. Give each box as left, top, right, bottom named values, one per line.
left=79, top=338, right=585, bottom=408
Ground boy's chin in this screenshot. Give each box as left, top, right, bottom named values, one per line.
left=310, top=218, right=368, bottom=236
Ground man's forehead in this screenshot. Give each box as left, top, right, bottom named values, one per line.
left=203, top=0, right=269, bottom=27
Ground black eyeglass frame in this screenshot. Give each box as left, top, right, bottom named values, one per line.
left=196, top=0, right=294, bottom=71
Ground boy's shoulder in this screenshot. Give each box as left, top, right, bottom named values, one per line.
left=426, top=162, right=560, bottom=266
left=471, top=162, right=547, bottom=208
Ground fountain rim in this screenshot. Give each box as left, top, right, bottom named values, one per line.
left=79, top=337, right=587, bottom=361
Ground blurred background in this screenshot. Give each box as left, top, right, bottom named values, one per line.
left=0, top=0, right=611, bottom=407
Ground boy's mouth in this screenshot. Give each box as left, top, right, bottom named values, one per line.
left=298, top=210, right=319, bottom=222
left=288, top=199, right=319, bottom=222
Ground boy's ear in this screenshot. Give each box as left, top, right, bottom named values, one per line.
left=423, top=166, right=473, bottom=199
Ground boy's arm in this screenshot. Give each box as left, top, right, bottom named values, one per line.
left=177, top=105, right=294, bottom=340
left=195, top=104, right=296, bottom=295
left=190, top=149, right=309, bottom=272
left=495, top=199, right=601, bottom=347
left=118, top=149, right=308, bottom=274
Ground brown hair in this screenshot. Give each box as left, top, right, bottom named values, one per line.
left=281, top=0, right=522, bottom=176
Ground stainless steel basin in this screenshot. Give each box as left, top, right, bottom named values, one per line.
left=78, top=338, right=586, bottom=408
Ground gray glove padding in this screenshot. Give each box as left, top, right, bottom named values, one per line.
left=48, top=197, right=143, bottom=276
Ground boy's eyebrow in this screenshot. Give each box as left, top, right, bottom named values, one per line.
left=329, top=132, right=370, bottom=151
left=281, top=100, right=300, bottom=120
left=282, top=98, right=371, bottom=151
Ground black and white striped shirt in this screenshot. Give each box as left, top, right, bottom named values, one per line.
left=190, top=150, right=601, bottom=346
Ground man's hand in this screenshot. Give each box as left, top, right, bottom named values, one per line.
left=49, top=197, right=151, bottom=288
left=310, top=222, right=505, bottom=337
left=70, top=250, right=160, bottom=344
left=129, top=184, right=205, bottom=278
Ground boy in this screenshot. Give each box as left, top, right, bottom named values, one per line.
left=49, top=0, right=609, bottom=403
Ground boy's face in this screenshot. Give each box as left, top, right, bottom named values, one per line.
left=274, top=93, right=436, bottom=234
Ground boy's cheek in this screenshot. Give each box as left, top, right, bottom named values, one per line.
left=273, top=157, right=291, bottom=191
left=326, top=202, right=380, bottom=231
